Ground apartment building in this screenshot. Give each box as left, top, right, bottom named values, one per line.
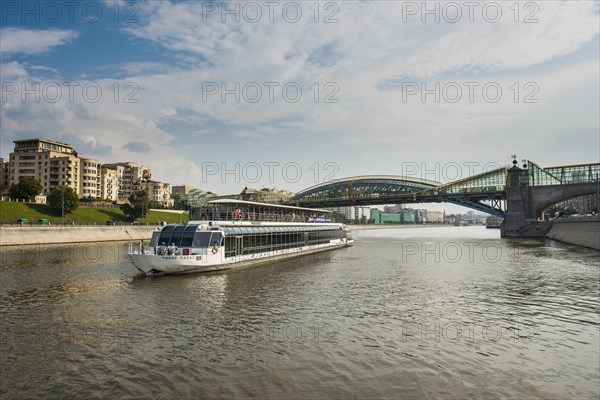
left=141, top=180, right=174, bottom=208
left=80, top=158, right=100, bottom=198
left=103, top=162, right=152, bottom=200
left=7, top=139, right=171, bottom=206
left=99, top=164, right=124, bottom=201
left=9, top=138, right=80, bottom=195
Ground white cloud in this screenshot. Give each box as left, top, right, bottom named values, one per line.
left=0, top=28, right=79, bottom=55
left=0, top=61, right=28, bottom=80
left=1, top=1, right=598, bottom=193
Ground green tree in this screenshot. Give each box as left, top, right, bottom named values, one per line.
left=171, top=193, right=188, bottom=210
left=122, top=190, right=151, bottom=220
left=331, top=212, right=347, bottom=223
left=47, top=186, right=79, bottom=215
left=9, top=176, right=42, bottom=201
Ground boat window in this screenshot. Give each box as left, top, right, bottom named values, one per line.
left=180, top=225, right=198, bottom=247
left=169, top=224, right=186, bottom=246
left=209, top=233, right=223, bottom=246
left=193, top=232, right=212, bottom=247
left=158, top=225, right=176, bottom=245
left=149, top=231, right=160, bottom=247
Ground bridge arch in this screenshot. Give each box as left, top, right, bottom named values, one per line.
left=289, top=175, right=440, bottom=207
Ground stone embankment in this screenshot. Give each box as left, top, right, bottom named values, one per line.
left=545, top=216, right=600, bottom=250
left=0, top=225, right=158, bottom=246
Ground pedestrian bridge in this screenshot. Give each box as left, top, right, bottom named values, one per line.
left=289, top=161, right=600, bottom=218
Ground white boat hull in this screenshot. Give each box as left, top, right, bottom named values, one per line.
left=129, top=240, right=353, bottom=275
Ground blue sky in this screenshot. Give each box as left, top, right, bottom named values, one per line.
left=1, top=1, right=599, bottom=211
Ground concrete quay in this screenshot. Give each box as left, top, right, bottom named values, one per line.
left=0, top=225, right=158, bottom=247
left=545, top=217, right=600, bottom=250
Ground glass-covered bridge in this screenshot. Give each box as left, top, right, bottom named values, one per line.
left=289, top=162, right=600, bottom=216
left=289, top=175, right=441, bottom=207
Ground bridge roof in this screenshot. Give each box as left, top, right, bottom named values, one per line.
left=291, top=175, right=441, bottom=201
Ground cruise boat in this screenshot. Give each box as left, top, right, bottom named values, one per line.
left=128, top=200, right=353, bottom=275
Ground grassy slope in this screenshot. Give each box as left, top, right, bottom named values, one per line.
left=0, top=201, right=188, bottom=224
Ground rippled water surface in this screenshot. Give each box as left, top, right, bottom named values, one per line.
left=1, top=226, right=599, bottom=399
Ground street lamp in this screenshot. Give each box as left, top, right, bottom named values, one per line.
left=61, top=187, right=64, bottom=225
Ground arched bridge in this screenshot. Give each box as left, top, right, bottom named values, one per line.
left=289, top=170, right=508, bottom=216
left=289, top=162, right=600, bottom=221
left=289, top=174, right=441, bottom=206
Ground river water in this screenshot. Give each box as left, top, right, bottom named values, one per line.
left=1, top=226, right=598, bottom=399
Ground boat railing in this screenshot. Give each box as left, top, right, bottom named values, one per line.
left=192, top=210, right=319, bottom=223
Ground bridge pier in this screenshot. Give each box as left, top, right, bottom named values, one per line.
left=501, top=162, right=552, bottom=237
left=502, top=164, right=528, bottom=237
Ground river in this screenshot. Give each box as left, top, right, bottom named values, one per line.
left=1, top=226, right=598, bottom=399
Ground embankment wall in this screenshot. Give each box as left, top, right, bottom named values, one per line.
left=0, top=226, right=157, bottom=247
left=545, top=220, right=599, bottom=250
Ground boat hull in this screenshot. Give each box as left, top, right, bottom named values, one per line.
left=129, top=240, right=352, bottom=275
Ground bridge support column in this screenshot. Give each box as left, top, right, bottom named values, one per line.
left=501, top=163, right=553, bottom=237
left=502, top=164, right=529, bottom=237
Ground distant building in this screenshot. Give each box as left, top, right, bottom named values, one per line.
left=328, top=206, right=356, bottom=221
left=239, top=187, right=293, bottom=204
left=425, top=210, right=444, bottom=224
left=371, top=208, right=416, bottom=224
left=141, top=180, right=173, bottom=208
left=186, top=188, right=216, bottom=207
left=383, top=204, right=404, bottom=214
left=172, top=185, right=193, bottom=199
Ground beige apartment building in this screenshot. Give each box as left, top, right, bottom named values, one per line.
left=7, top=139, right=172, bottom=206
left=103, top=162, right=152, bottom=201
left=80, top=158, right=100, bottom=198
left=141, top=180, right=174, bottom=208
left=99, top=164, right=124, bottom=201
left=9, top=138, right=80, bottom=195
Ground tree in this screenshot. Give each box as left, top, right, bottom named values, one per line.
left=122, top=190, right=151, bottom=220
left=9, top=176, right=42, bottom=201
left=331, top=212, right=347, bottom=223
left=171, top=193, right=188, bottom=210
left=47, top=186, right=79, bottom=215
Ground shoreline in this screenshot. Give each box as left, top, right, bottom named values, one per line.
left=1, top=222, right=597, bottom=250
left=346, top=224, right=478, bottom=230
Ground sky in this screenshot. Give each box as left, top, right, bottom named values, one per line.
left=1, top=0, right=599, bottom=212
